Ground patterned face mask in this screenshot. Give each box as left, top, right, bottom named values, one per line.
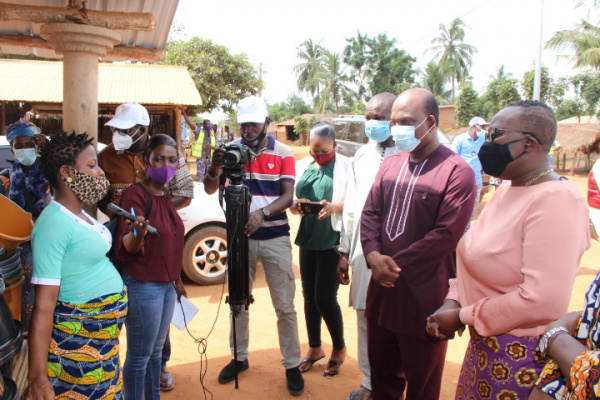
left=62, top=167, right=110, bottom=205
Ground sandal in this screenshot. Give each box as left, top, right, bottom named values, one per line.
left=346, top=385, right=373, bottom=400
left=299, top=355, right=325, bottom=373
left=323, top=358, right=344, bottom=376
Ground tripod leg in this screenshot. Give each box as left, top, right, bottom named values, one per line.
left=232, top=311, right=239, bottom=389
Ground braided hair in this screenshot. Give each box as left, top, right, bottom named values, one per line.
left=39, top=131, right=94, bottom=188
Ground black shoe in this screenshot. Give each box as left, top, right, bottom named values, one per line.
left=218, top=359, right=249, bottom=384
left=286, top=366, right=304, bottom=396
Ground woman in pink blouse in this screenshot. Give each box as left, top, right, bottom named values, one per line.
left=426, top=100, right=590, bottom=400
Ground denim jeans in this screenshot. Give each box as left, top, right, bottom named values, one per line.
left=122, top=270, right=176, bottom=400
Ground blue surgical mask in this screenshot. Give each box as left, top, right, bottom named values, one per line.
left=14, top=148, right=37, bottom=166
left=390, top=117, right=433, bottom=152
left=365, top=120, right=391, bottom=142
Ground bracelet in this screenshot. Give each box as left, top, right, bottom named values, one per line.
left=539, top=326, right=569, bottom=357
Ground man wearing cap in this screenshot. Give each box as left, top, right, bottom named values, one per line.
left=451, top=116, right=488, bottom=226
left=204, top=96, right=304, bottom=395
left=98, top=102, right=194, bottom=391
left=181, top=108, right=216, bottom=182
left=0, top=121, right=51, bottom=331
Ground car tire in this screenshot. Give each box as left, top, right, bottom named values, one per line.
left=182, top=225, right=227, bottom=286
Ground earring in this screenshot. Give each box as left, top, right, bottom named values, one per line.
left=67, top=177, right=73, bottom=183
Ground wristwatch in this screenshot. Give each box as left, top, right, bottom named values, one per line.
left=261, top=207, right=271, bottom=218
left=539, top=326, right=569, bottom=357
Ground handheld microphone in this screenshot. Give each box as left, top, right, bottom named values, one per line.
left=107, top=202, right=158, bottom=236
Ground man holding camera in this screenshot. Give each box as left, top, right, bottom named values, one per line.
left=204, top=96, right=303, bottom=395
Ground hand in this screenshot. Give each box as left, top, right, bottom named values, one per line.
left=318, top=200, right=333, bottom=220
left=25, top=376, right=55, bottom=400
left=337, top=253, right=350, bottom=285
left=126, top=218, right=148, bottom=238
left=245, top=210, right=264, bottom=236
left=175, top=278, right=187, bottom=300
left=210, top=147, right=226, bottom=169
left=426, top=308, right=463, bottom=340
left=545, top=311, right=582, bottom=335
left=295, top=198, right=309, bottom=216
left=365, top=251, right=401, bottom=288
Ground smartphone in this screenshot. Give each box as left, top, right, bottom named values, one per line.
left=300, top=202, right=324, bottom=215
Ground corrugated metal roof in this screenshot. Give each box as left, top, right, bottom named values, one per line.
left=0, top=59, right=201, bottom=106
left=0, top=0, right=178, bottom=61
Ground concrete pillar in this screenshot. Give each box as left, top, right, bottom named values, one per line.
left=40, top=23, right=120, bottom=145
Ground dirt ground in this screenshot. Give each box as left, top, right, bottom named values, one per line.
left=133, top=146, right=600, bottom=400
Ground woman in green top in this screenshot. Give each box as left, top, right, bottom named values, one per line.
left=290, top=122, right=351, bottom=377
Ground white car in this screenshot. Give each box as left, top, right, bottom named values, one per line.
left=178, top=182, right=227, bottom=285
left=589, top=159, right=600, bottom=240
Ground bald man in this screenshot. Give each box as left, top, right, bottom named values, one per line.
left=336, top=92, right=398, bottom=400
left=360, top=88, right=476, bottom=400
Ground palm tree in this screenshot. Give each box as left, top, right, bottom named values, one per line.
left=294, top=39, right=325, bottom=97
left=428, top=18, right=477, bottom=102
left=489, top=65, right=513, bottom=81
left=546, top=19, right=600, bottom=70
left=314, top=52, right=353, bottom=114
left=421, top=62, right=452, bottom=104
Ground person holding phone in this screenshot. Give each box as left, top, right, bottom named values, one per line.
left=290, top=122, right=351, bottom=377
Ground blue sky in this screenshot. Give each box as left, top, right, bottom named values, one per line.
left=173, top=0, right=592, bottom=121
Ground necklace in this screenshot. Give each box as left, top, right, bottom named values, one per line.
left=525, top=169, right=553, bottom=186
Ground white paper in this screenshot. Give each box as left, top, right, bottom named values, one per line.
left=171, top=296, right=199, bottom=330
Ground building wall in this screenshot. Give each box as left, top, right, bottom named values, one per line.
left=439, top=106, right=455, bottom=131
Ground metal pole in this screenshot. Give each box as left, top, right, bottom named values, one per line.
left=533, top=0, right=544, bottom=100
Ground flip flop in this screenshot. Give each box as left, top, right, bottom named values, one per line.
left=299, top=355, right=325, bottom=373
left=323, top=358, right=344, bottom=376
left=346, top=385, right=373, bottom=400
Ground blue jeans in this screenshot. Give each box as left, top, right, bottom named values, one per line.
left=122, top=271, right=176, bottom=400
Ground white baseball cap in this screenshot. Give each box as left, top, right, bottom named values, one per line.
left=237, top=96, right=268, bottom=124
left=469, top=117, right=488, bottom=127
left=105, top=103, right=150, bottom=129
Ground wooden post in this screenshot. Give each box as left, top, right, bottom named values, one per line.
left=562, top=153, right=566, bottom=172
left=571, top=151, right=578, bottom=175
left=174, top=106, right=182, bottom=154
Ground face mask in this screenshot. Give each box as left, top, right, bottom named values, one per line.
left=390, top=117, right=433, bottom=152
left=478, top=130, right=486, bottom=137
left=244, top=124, right=267, bottom=147
left=112, top=127, right=142, bottom=151
left=62, top=167, right=110, bottom=205
left=311, top=151, right=336, bottom=167
left=365, top=120, right=391, bottom=142
left=147, top=164, right=178, bottom=186
left=14, top=148, right=37, bottom=166
left=478, top=138, right=526, bottom=177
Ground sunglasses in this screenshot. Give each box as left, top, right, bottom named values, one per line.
left=485, top=127, right=543, bottom=145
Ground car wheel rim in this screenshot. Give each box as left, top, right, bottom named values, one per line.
left=192, top=235, right=227, bottom=279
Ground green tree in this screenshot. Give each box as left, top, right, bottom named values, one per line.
left=568, top=72, right=600, bottom=120
left=343, top=32, right=417, bottom=99
left=164, top=37, right=263, bottom=113
left=489, top=65, right=512, bottom=81
left=429, top=18, right=478, bottom=102
left=546, top=19, right=600, bottom=70
left=267, top=94, right=314, bottom=123
left=455, top=85, right=479, bottom=127
left=314, top=52, right=353, bottom=114
left=294, top=39, right=326, bottom=98
left=521, top=66, right=553, bottom=101
left=421, top=61, right=452, bottom=104
left=480, top=78, right=521, bottom=120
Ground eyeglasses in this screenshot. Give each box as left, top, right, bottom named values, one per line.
left=485, top=127, right=543, bottom=145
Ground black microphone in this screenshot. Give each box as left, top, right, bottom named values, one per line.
left=107, top=202, right=158, bottom=236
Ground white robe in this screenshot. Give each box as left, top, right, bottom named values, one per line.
left=338, top=140, right=400, bottom=310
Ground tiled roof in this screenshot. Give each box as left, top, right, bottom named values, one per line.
left=0, top=59, right=201, bottom=106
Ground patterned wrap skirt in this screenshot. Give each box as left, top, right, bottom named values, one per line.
left=48, top=289, right=128, bottom=400
left=456, top=327, right=547, bottom=400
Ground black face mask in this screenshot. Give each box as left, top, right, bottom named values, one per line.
left=243, top=124, right=267, bottom=148
left=478, top=138, right=526, bottom=177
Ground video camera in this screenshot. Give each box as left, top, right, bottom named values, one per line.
left=222, top=143, right=251, bottom=169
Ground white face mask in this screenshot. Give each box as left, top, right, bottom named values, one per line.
left=112, top=127, right=141, bottom=151
left=14, top=148, right=37, bottom=166
left=390, top=117, right=433, bottom=152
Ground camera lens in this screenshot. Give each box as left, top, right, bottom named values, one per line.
left=223, top=150, right=241, bottom=168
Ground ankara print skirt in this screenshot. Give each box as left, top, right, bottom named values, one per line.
left=455, top=327, right=547, bottom=400
left=48, top=289, right=128, bottom=400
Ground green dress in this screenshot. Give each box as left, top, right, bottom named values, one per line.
left=295, top=162, right=339, bottom=250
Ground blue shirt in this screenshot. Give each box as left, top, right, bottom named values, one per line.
left=451, top=131, right=485, bottom=185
